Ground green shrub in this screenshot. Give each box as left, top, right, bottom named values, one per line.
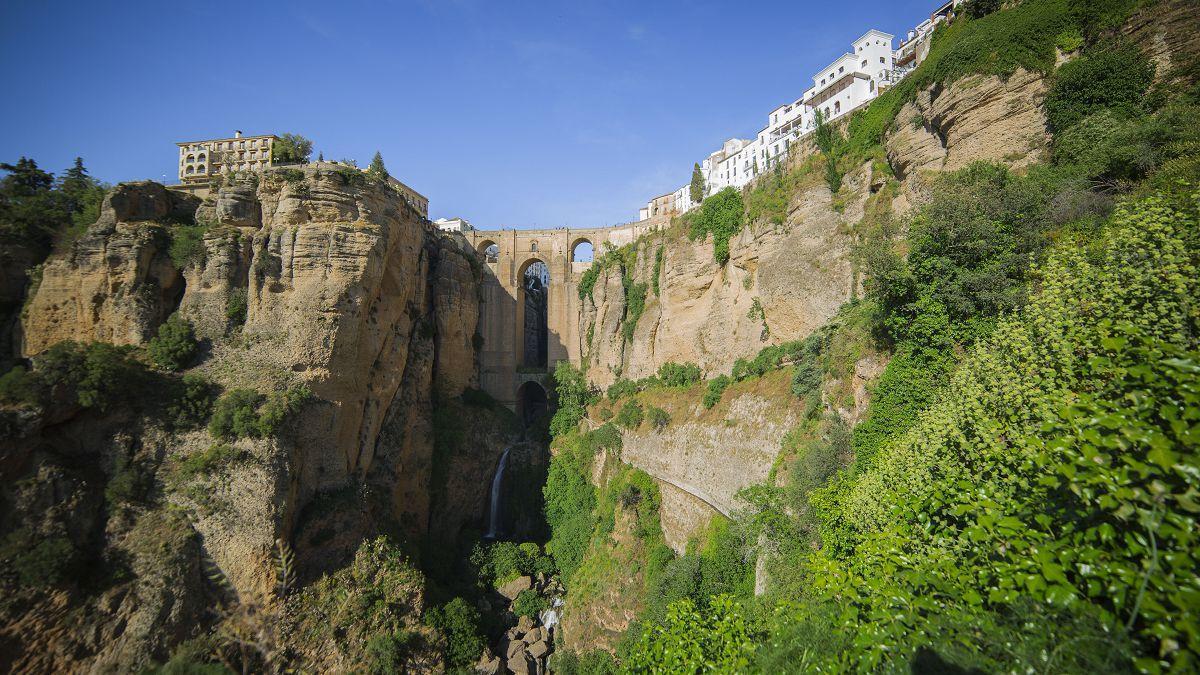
left=365, top=631, right=415, bottom=675
left=625, top=595, right=758, bottom=673
left=1045, top=43, right=1154, bottom=134
left=656, top=362, right=701, bottom=388
left=31, top=340, right=146, bottom=410
left=207, top=389, right=264, bottom=439
left=703, top=375, right=730, bottom=409
left=621, top=281, right=649, bottom=343
left=651, top=245, right=664, bottom=296
left=255, top=385, right=312, bottom=436
left=550, top=361, right=591, bottom=437
left=615, top=400, right=643, bottom=429
left=166, top=373, right=217, bottom=430
left=543, top=433, right=600, bottom=583
left=148, top=315, right=199, bottom=371
left=171, top=443, right=246, bottom=485
left=0, top=527, right=77, bottom=589
left=0, top=366, right=39, bottom=406
left=168, top=224, right=208, bottom=269
left=686, top=188, right=744, bottom=265
left=512, top=589, right=550, bottom=618
left=225, top=288, right=247, bottom=327
left=424, top=597, right=484, bottom=668
left=605, top=378, right=638, bottom=401
left=105, top=452, right=153, bottom=507
left=646, top=406, right=670, bottom=432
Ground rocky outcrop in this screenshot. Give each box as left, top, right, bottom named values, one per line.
left=886, top=68, right=1050, bottom=182
left=579, top=167, right=866, bottom=388
left=6, top=166, right=493, bottom=672
left=1121, top=0, right=1200, bottom=86
left=19, top=182, right=198, bottom=355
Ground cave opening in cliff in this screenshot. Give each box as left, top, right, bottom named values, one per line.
left=521, top=260, right=549, bottom=369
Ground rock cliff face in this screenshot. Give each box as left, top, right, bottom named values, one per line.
left=19, top=182, right=198, bottom=354
left=4, top=166, right=493, bottom=671
left=579, top=166, right=870, bottom=389
left=885, top=68, right=1050, bottom=183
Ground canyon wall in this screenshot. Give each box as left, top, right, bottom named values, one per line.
left=3, top=165, right=499, bottom=671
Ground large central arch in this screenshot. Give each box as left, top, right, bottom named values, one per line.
left=518, top=258, right=549, bottom=369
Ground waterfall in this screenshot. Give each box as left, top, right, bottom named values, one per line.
left=485, top=447, right=512, bottom=539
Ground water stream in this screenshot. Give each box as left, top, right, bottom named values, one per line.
left=484, top=447, right=512, bottom=539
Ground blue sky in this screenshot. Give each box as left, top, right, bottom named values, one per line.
left=0, top=0, right=932, bottom=228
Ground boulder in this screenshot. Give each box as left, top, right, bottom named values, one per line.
left=475, top=649, right=502, bottom=675
left=516, top=614, right=535, bottom=633
left=527, top=639, right=550, bottom=660
left=505, top=639, right=525, bottom=660
left=499, top=575, right=533, bottom=600
left=506, top=654, right=534, bottom=675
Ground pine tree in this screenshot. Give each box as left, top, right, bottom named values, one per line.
left=689, top=163, right=705, bottom=205
left=317, top=151, right=324, bottom=162
left=368, top=151, right=388, bottom=180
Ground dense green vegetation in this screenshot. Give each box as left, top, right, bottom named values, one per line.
left=207, top=384, right=311, bottom=440
left=683, top=187, right=744, bottom=265
left=270, top=133, right=314, bottom=163
left=147, top=315, right=200, bottom=371
left=0, top=156, right=106, bottom=251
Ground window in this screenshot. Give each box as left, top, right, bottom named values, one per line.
left=839, top=66, right=844, bottom=73
left=862, top=60, right=868, bottom=68
left=530, top=240, right=538, bottom=252
left=880, top=56, right=885, bottom=63
left=197, top=164, right=205, bottom=173
left=834, top=101, right=841, bottom=114
left=870, top=80, right=875, bottom=92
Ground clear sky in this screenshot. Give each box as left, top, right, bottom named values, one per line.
left=0, top=0, right=933, bottom=229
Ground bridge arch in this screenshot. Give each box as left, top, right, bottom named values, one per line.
left=477, top=239, right=499, bottom=263
left=516, top=380, right=548, bottom=427
left=518, top=257, right=550, bottom=370
left=570, top=238, right=594, bottom=263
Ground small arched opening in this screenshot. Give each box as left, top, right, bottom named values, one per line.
left=185, top=165, right=195, bottom=175
left=196, top=164, right=205, bottom=173
left=517, top=381, right=549, bottom=428
left=570, top=238, right=594, bottom=263
left=197, top=153, right=206, bottom=162
left=519, top=258, right=550, bottom=369
left=834, top=100, right=842, bottom=115
left=477, top=239, right=499, bottom=263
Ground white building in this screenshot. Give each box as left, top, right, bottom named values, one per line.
left=176, top=131, right=277, bottom=183
left=434, top=217, right=473, bottom=232
left=636, top=27, right=907, bottom=219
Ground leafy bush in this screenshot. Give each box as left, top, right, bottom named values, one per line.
left=651, top=245, right=664, bottom=296
left=0, top=528, right=78, bottom=589
left=512, top=589, right=550, bottom=618
left=105, top=452, right=153, bottom=507
left=225, top=288, right=247, bottom=327
left=646, top=406, right=670, bottom=432
left=625, top=595, right=757, bottom=673
left=543, top=432, right=600, bottom=583
left=656, top=362, right=701, bottom=388
left=1045, top=43, right=1155, bottom=134
left=550, top=361, right=591, bottom=437
left=702, top=375, right=730, bottom=409
left=793, top=190, right=1200, bottom=670
left=365, top=631, right=415, bottom=675
left=0, top=366, right=38, bottom=406
left=207, top=389, right=264, bottom=439
left=605, top=378, right=639, bottom=401
left=1052, top=101, right=1200, bottom=186
left=615, top=400, right=643, bottom=429
left=168, top=224, right=209, bottom=269
left=148, top=315, right=199, bottom=371
left=424, top=597, right=484, bottom=668
left=166, top=373, right=217, bottom=430
left=255, top=385, right=312, bottom=437
left=207, top=385, right=310, bottom=439
left=171, top=443, right=246, bottom=485
left=29, top=340, right=147, bottom=410
left=686, top=188, right=744, bottom=264
left=621, top=281, right=648, bottom=342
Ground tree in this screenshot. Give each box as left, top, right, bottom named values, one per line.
left=57, top=157, right=106, bottom=232
left=271, top=134, right=313, bottom=164
left=367, top=151, right=388, bottom=180
left=0, top=157, right=70, bottom=248
left=147, top=315, right=199, bottom=371
left=689, top=163, right=706, bottom=204
left=317, top=151, right=324, bottom=162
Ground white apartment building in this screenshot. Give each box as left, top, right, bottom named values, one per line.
left=637, top=28, right=900, bottom=219
left=434, top=217, right=473, bottom=232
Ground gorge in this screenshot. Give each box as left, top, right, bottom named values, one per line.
left=2, top=0, right=1200, bottom=673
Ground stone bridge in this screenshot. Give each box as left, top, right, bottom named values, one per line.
left=460, top=216, right=669, bottom=413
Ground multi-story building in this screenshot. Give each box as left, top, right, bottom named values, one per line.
left=434, top=217, right=473, bottom=232
left=637, top=27, right=905, bottom=219
left=177, top=131, right=277, bottom=183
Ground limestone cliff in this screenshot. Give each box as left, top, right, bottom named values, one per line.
left=3, top=166, right=495, bottom=672
left=579, top=165, right=871, bottom=389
